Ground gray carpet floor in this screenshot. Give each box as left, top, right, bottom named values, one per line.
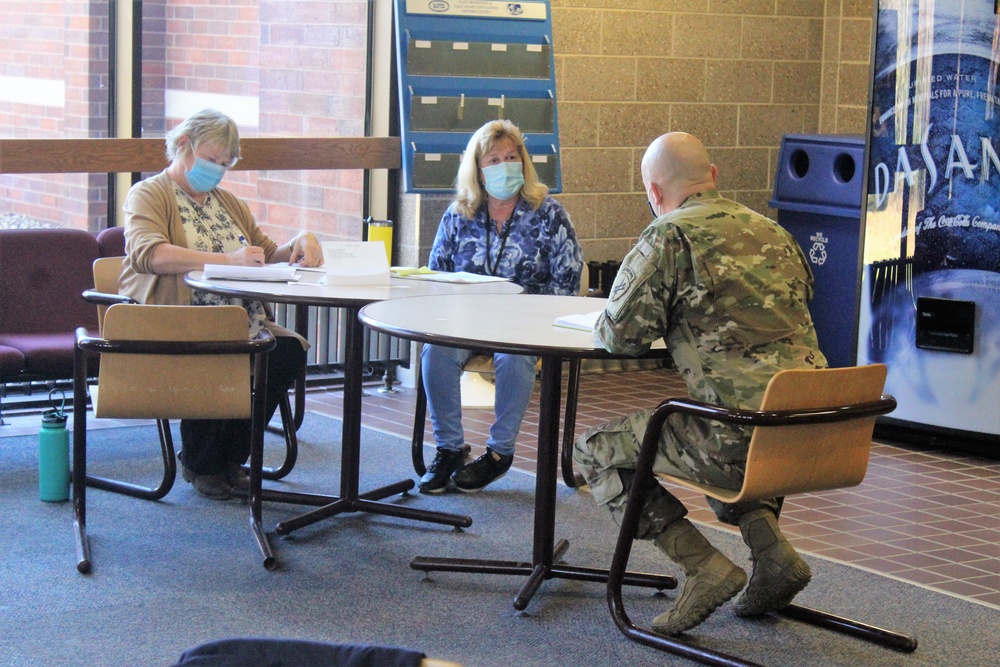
left=1, top=414, right=995, bottom=667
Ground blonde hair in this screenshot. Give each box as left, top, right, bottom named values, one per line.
left=165, top=109, right=241, bottom=165
left=453, top=119, right=548, bottom=218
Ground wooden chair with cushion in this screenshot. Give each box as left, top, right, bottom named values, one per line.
left=86, top=257, right=298, bottom=483
left=72, top=304, right=277, bottom=573
left=410, top=264, right=591, bottom=487
left=606, top=364, right=918, bottom=667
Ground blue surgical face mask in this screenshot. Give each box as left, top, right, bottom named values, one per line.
left=185, top=156, right=227, bottom=193
left=481, top=161, right=525, bottom=200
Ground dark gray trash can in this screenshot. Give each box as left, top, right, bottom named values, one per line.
left=769, top=134, right=864, bottom=368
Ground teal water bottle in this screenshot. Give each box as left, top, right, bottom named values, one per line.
left=39, top=389, right=70, bottom=502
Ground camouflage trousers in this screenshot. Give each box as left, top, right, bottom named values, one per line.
left=573, top=408, right=781, bottom=540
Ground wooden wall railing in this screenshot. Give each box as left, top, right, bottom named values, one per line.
left=0, top=137, right=401, bottom=174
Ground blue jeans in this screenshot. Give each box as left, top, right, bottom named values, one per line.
left=421, top=344, right=537, bottom=457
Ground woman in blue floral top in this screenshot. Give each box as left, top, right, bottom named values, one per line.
left=419, top=119, right=584, bottom=494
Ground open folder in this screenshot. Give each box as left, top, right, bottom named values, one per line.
left=322, top=241, right=390, bottom=286
left=391, top=268, right=509, bottom=284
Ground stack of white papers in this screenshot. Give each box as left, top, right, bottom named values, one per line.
left=203, top=264, right=299, bottom=282
left=553, top=310, right=602, bottom=331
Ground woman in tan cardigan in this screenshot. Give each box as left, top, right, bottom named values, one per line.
left=121, top=108, right=323, bottom=500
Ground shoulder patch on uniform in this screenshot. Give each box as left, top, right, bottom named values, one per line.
left=608, top=266, right=634, bottom=302
left=606, top=254, right=656, bottom=323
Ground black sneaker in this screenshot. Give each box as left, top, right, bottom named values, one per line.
left=419, top=448, right=465, bottom=494
left=452, top=448, right=513, bottom=493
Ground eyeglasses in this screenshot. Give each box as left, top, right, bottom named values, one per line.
left=191, top=143, right=240, bottom=169
left=207, top=154, right=240, bottom=169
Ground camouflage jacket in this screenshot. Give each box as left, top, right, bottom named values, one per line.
left=597, top=189, right=827, bottom=414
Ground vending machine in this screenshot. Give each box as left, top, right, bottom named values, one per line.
left=862, top=0, right=1000, bottom=452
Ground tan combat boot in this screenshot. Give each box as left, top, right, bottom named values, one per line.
left=651, top=519, right=748, bottom=636
left=733, top=508, right=812, bottom=617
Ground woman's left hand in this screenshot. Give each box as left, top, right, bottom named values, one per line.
left=288, top=232, right=323, bottom=267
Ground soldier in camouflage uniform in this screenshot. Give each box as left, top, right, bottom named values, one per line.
left=574, top=132, right=827, bottom=636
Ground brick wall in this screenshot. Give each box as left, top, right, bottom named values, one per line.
left=253, top=0, right=368, bottom=242
left=0, top=0, right=371, bottom=243
left=0, top=0, right=109, bottom=231
left=819, top=0, right=873, bottom=135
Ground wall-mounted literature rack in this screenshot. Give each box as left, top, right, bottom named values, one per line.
left=393, top=0, right=561, bottom=194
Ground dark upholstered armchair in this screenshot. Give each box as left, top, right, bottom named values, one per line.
left=0, top=228, right=107, bottom=420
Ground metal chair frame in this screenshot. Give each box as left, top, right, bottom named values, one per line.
left=72, top=305, right=277, bottom=573
left=607, top=365, right=918, bottom=667
left=85, top=258, right=298, bottom=481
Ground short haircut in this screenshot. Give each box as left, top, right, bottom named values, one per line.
left=453, top=119, right=548, bottom=219
left=165, top=109, right=241, bottom=165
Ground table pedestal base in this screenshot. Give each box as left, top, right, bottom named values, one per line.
left=409, top=356, right=675, bottom=612
left=263, top=479, right=473, bottom=535
left=410, top=538, right=677, bottom=611
left=265, top=314, right=471, bottom=537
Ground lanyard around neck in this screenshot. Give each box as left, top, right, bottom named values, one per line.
left=484, top=216, right=512, bottom=276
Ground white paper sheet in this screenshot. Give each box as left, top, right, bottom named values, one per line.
left=395, top=270, right=510, bottom=284
left=321, top=241, right=390, bottom=286
left=552, top=311, right=601, bottom=331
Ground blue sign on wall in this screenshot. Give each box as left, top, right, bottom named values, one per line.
left=393, top=0, right=561, bottom=193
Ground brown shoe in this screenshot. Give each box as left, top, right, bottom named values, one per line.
left=225, top=464, right=250, bottom=492
left=181, top=466, right=233, bottom=500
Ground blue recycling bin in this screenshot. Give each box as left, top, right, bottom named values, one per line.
left=769, top=134, right=865, bottom=368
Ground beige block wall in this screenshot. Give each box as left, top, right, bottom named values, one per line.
left=400, top=0, right=873, bottom=267
left=553, top=0, right=873, bottom=263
